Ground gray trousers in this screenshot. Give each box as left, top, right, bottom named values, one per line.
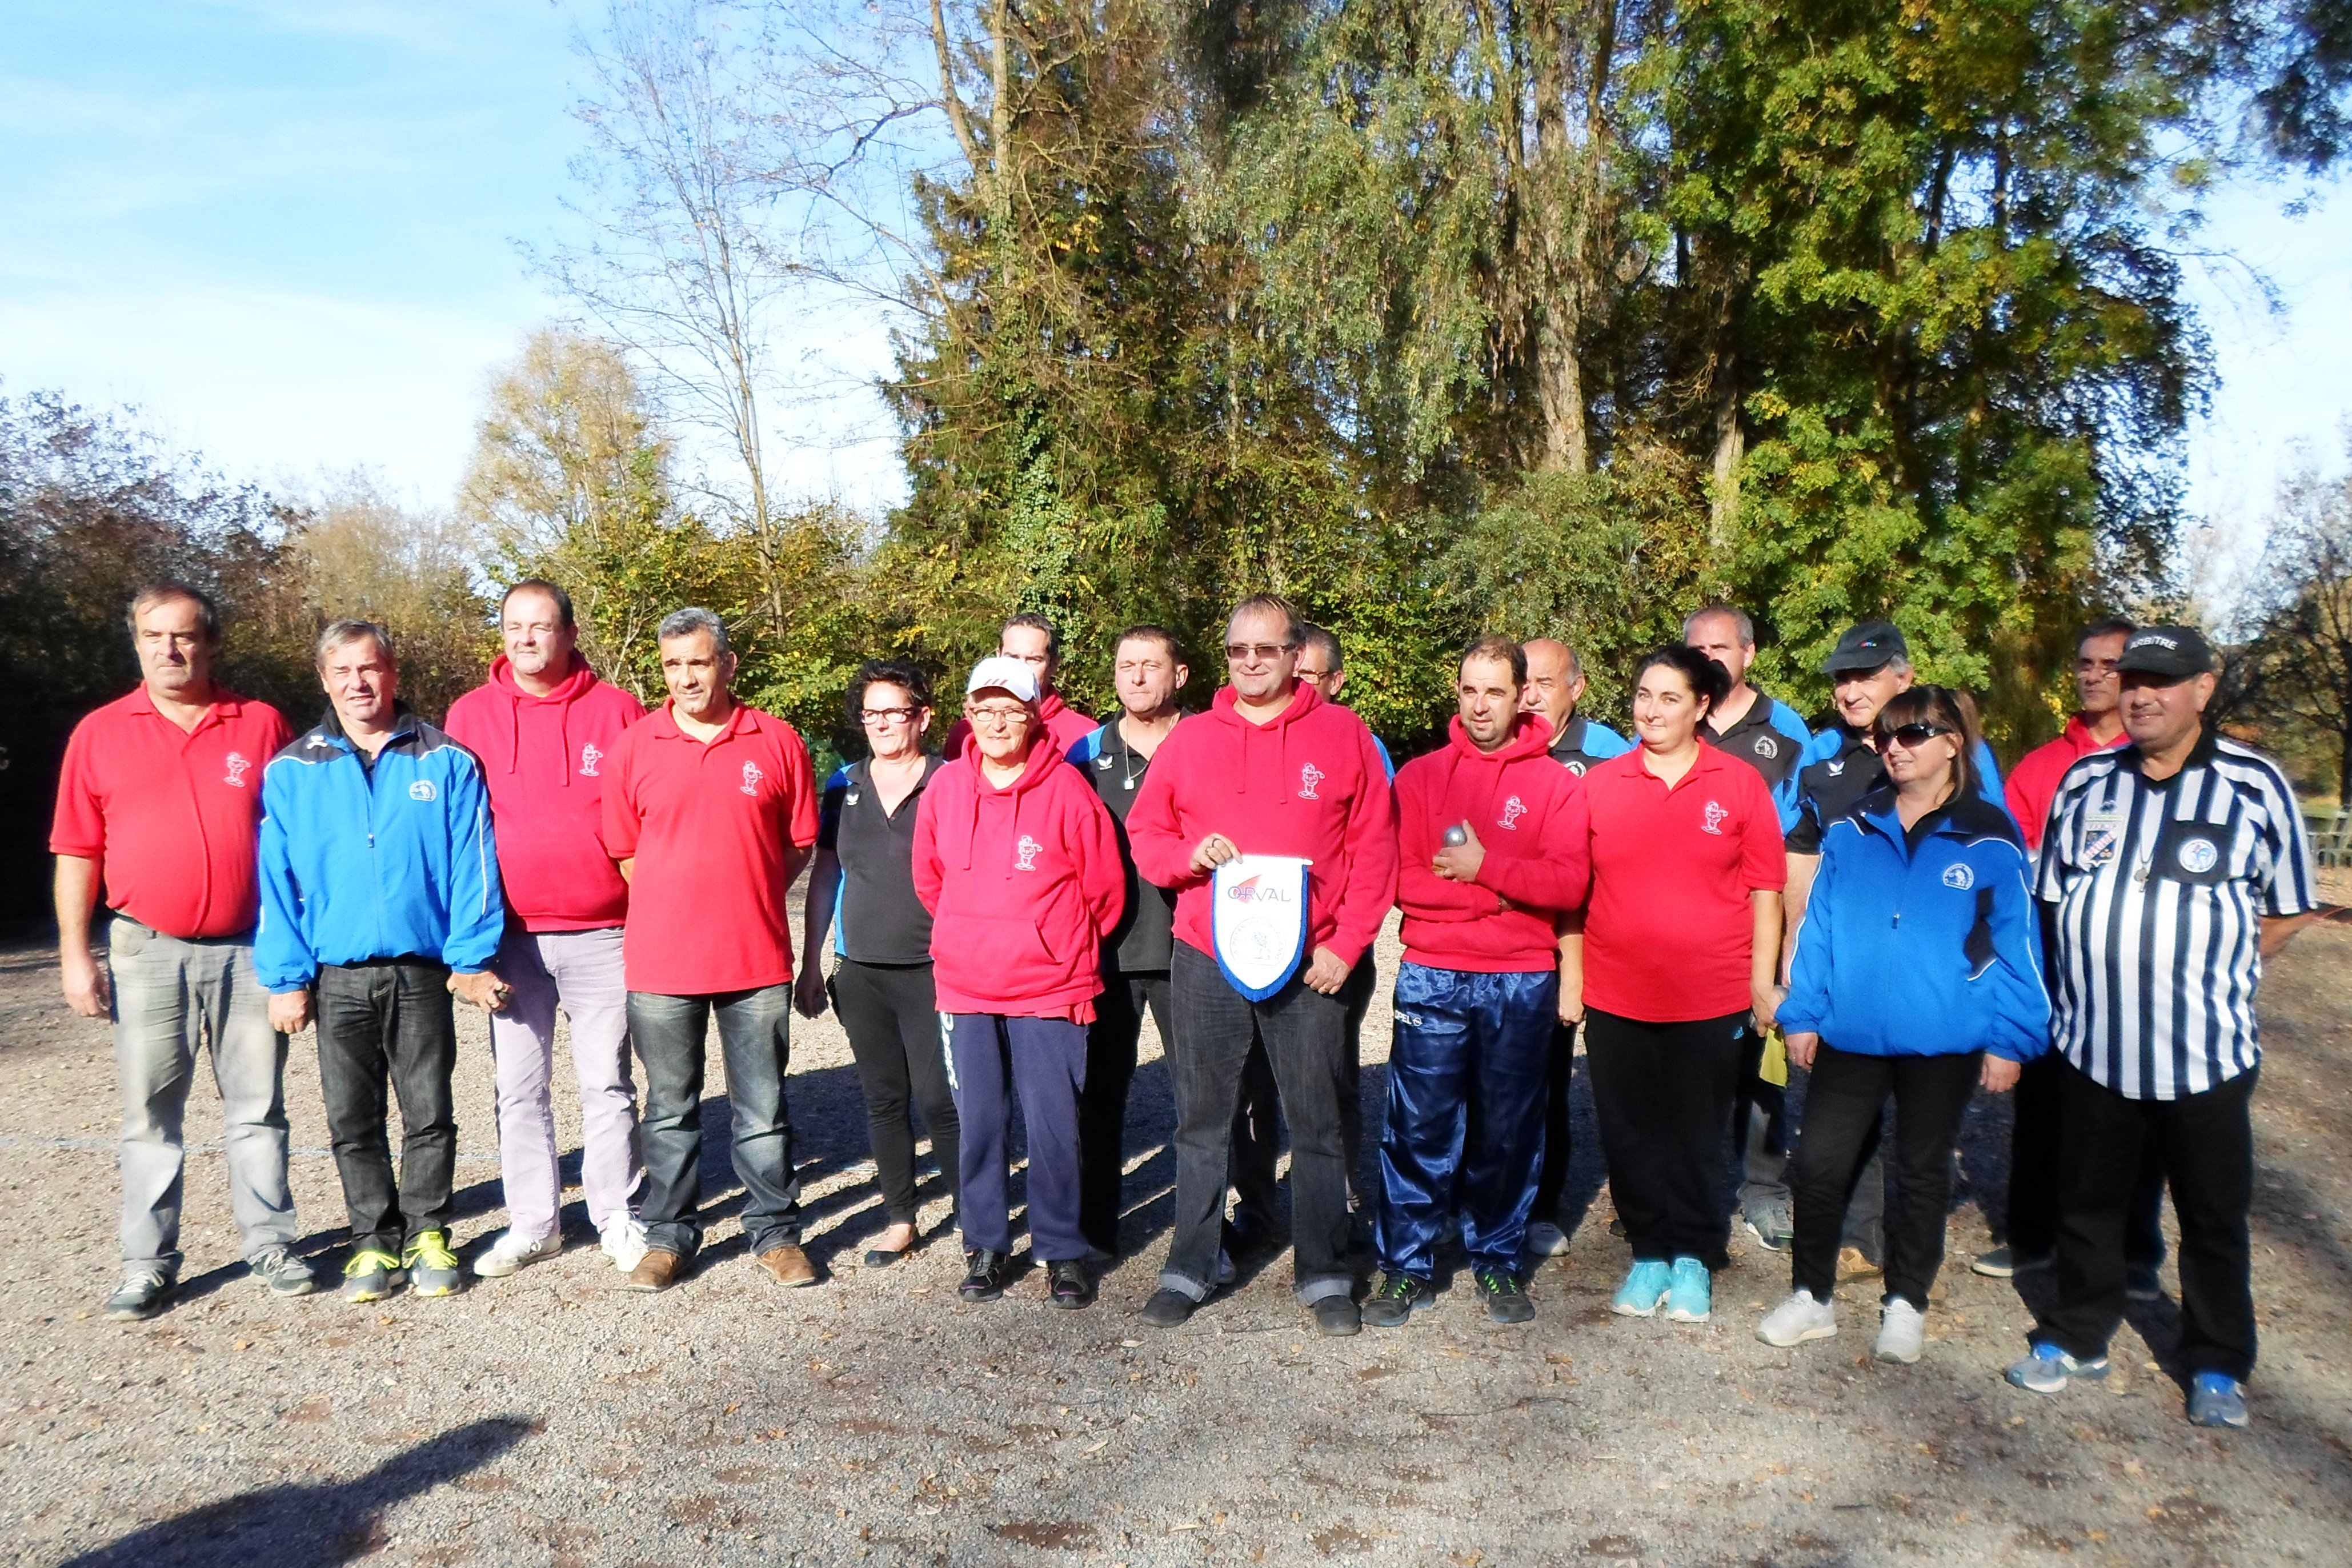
left=107, top=917, right=296, bottom=1276
left=488, top=925, right=643, bottom=1240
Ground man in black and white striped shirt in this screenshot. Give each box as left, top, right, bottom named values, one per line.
left=2007, top=626, right=2318, bottom=1428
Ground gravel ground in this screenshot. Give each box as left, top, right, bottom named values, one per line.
left=3, top=913, right=2350, bottom=1567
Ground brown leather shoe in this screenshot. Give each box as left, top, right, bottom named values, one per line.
left=622, top=1249, right=683, bottom=1293
left=756, top=1244, right=818, bottom=1288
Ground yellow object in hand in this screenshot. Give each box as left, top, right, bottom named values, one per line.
left=1760, top=1029, right=1789, bottom=1088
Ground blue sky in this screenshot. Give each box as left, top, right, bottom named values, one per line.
left=3, top=0, right=2348, bottom=550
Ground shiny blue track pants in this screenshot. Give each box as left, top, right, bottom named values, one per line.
left=1375, top=963, right=1557, bottom=1278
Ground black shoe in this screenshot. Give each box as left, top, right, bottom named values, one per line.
left=958, top=1249, right=1011, bottom=1301
left=1311, top=1296, right=1361, bottom=1337
left=1141, top=1288, right=1197, bottom=1328
left=1361, top=1272, right=1436, bottom=1328
left=1476, top=1265, right=1535, bottom=1325
left=1608, top=1215, right=1627, bottom=1238
left=1047, top=1260, right=1096, bottom=1310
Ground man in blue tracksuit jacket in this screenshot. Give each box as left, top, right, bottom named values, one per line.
left=257, top=620, right=506, bottom=1302
left=1772, top=776, right=2048, bottom=1347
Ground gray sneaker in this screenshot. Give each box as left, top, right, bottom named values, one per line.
left=1742, top=1205, right=1795, bottom=1253
left=105, top=1270, right=173, bottom=1322
left=2187, top=1373, right=2250, bottom=1429
left=248, top=1246, right=317, bottom=1297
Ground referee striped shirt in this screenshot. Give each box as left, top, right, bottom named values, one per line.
left=2038, top=731, right=2318, bottom=1099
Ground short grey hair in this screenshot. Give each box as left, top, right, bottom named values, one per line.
left=1299, top=623, right=1344, bottom=672
left=1683, top=604, right=1756, bottom=648
left=657, top=606, right=730, bottom=655
left=315, top=619, right=395, bottom=668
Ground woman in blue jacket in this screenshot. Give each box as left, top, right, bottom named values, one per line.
left=1758, top=686, right=2049, bottom=1364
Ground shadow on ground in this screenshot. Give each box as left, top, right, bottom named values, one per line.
left=60, top=1417, right=538, bottom=1568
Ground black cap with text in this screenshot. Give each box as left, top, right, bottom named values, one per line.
left=1821, top=619, right=1909, bottom=676
left=2114, top=625, right=2214, bottom=680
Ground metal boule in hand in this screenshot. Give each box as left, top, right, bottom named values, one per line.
left=1442, top=823, right=1469, bottom=847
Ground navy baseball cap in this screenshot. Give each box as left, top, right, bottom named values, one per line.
left=1822, top=620, right=1909, bottom=676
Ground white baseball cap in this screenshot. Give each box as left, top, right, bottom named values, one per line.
left=965, top=655, right=1040, bottom=704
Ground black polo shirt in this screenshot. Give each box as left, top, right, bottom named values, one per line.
left=1071, top=718, right=1180, bottom=972
left=816, top=755, right=944, bottom=965
left=1785, top=725, right=1884, bottom=855
left=1702, top=687, right=1810, bottom=791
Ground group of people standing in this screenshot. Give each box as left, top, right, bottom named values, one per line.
left=53, top=577, right=2317, bottom=1431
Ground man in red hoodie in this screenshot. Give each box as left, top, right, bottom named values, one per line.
left=444, top=580, right=650, bottom=1278
left=940, top=613, right=1098, bottom=760
left=1127, top=595, right=1399, bottom=1336
left=1975, top=616, right=2166, bottom=1288
left=913, top=657, right=1124, bottom=1308
left=1364, top=637, right=1590, bottom=1328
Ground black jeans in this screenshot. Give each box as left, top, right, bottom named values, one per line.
left=314, top=960, right=458, bottom=1256
left=1584, top=1008, right=1747, bottom=1269
left=2038, top=1062, right=2259, bottom=1380
left=1163, top=944, right=1353, bottom=1304
left=832, top=960, right=959, bottom=1226
left=628, top=986, right=802, bottom=1260
left=1231, top=954, right=1375, bottom=1222
left=1081, top=967, right=1171, bottom=1254
left=2006, top=1051, right=2165, bottom=1267
left=1789, top=1044, right=1981, bottom=1308
left=1532, top=1019, right=1579, bottom=1225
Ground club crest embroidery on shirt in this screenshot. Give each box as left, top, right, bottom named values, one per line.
left=740, top=761, right=764, bottom=796
left=1562, top=759, right=1588, bottom=776
left=1015, top=834, right=1043, bottom=871
left=2177, top=835, right=2221, bottom=873
left=1700, top=800, right=1728, bottom=835
left=222, top=752, right=251, bottom=788
left=1754, top=735, right=1779, bottom=760
left=1298, top=762, right=1324, bottom=800
left=1499, top=795, right=1528, bottom=831
left=2081, top=811, right=2124, bottom=867
left=408, top=780, right=437, bottom=802
left=1942, top=863, right=1975, bottom=890
left=1825, top=759, right=1847, bottom=777
left=579, top=742, right=603, bottom=777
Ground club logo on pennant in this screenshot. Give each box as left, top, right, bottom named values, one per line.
left=1015, top=834, right=1043, bottom=871
left=740, top=761, right=764, bottom=796
left=1212, top=854, right=1313, bottom=1001
left=222, top=752, right=251, bottom=788
left=1298, top=762, right=1324, bottom=800
left=1499, top=795, right=1528, bottom=831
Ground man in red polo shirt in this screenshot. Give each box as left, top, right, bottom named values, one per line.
left=602, top=607, right=820, bottom=1293
left=51, top=583, right=307, bottom=1320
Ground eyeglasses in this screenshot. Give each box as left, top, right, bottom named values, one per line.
left=1874, top=723, right=1952, bottom=751
left=967, top=705, right=1032, bottom=728
left=860, top=706, right=919, bottom=725
left=1224, top=641, right=1295, bottom=663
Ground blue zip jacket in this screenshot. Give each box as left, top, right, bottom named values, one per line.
left=255, top=709, right=505, bottom=991
left=1779, top=787, right=2049, bottom=1062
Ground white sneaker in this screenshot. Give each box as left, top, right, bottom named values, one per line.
left=599, top=1214, right=650, bottom=1274
left=1756, top=1288, right=1838, bottom=1347
left=474, top=1229, right=562, bottom=1278
left=1874, top=1297, right=1926, bottom=1364
left=1525, top=1221, right=1570, bottom=1257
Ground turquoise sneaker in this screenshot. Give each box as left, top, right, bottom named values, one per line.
left=1610, top=1260, right=1672, bottom=1317
left=1666, top=1256, right=1712, bottom=1322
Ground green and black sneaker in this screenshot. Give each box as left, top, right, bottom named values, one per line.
left=1361, top=1271, right=1436, bottom=1329
left=1476, top=1265, right=1534, bottom=1325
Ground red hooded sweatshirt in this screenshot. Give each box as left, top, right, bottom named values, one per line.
left=1125, top=680, right=1399, bottom=970
left=1394, top=713, right=1592, bottom=972
left=912, top=735, right=1124, bottom=1021
left=941, top=691, right=1097, bottom=762
left=2005, top=714, right=2128, bottom=853
left=444, top=656, right=646, bottom=931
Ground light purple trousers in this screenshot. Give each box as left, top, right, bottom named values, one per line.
left=489, top=925, right=643, bottom=1240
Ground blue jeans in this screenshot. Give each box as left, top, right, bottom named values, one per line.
left=947, top=1014, right=1088, bottom=1261
left=1376, top=963, right=1556, bottom=1277
left=628, top=986, right=801, bottom=1260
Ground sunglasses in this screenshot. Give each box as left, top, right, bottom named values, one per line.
left=1224, top=641, right=1295, bottom=663
left=1874, top=722, right=1952, bottom=751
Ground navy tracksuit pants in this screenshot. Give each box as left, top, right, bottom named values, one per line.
left=1376, top=963, right=1557, bottom=1278
left=946, top=1014, right=1088, bottom=1264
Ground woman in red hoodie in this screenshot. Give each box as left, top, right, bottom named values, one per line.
left=912, top=657, right=1124, bottom=1308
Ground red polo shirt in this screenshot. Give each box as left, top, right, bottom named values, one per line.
left=1570, top=742, right=1786, bottom=1022
left=602, top=699, right=819, bottom=995
left=49, top=687, right=294, bottom=940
